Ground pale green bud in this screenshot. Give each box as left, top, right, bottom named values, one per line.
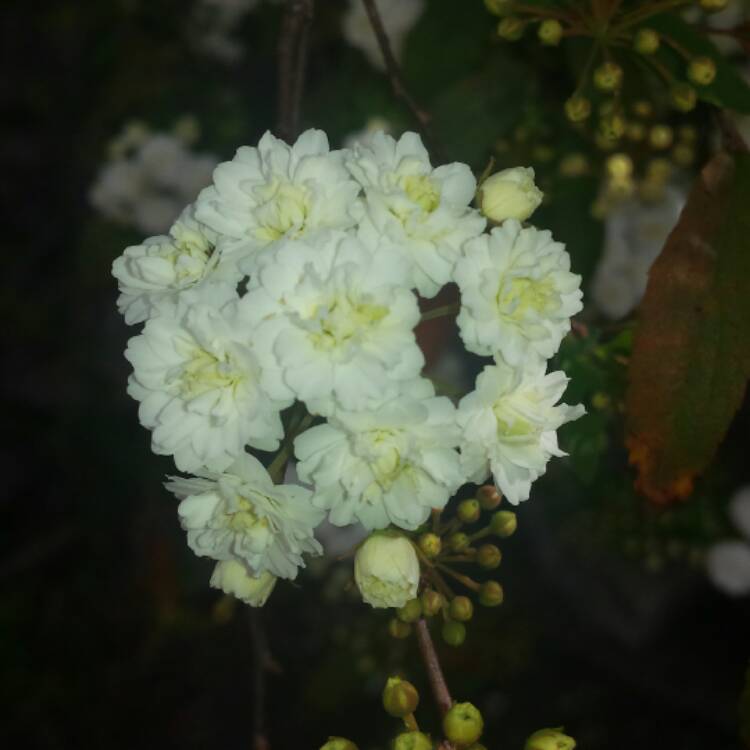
left=649, top=124, right=674, bottom=150
left=525, top=727, right=577, bottom=750
left=421, top=589, right=444, bottom=617
left=447, top=532, right=470, bottom=552
left=383, top=676, right=420, bottom=717
left=484, top=0, right=511, bottom=15
left=564, top=95, right=591, bottom=123
left=442, top=620, right=466, bottom=646
left=398, top=598, right=423, bottom=623
left=477, top=544, right=502, bottom=570
left=497, top=16, right=525, bottom=41
left=538, top=19, right=563, bottom=46
left=593, top=61, right=623, bottom=91
left=688, top=56, right=717, bottom=86
left=209, top=560, right=277, bottom=607
left=393, top=731, right=434, bottom=750
left=355, top=533, right=420, bottom=608
left=320, top=738, right=358, bottom=750
left=449, top=596, right=474, bottom=622
left=490, top=510, right=517, bottom=537
left=418, top=532, right=442, bottom=559
left=479, top=581, right=504, bottom=607
left=443, top=702, right=484, bottom=746
left=457, top=499, right=481, bottom=524
left=670, top=83, right=697, bottom=112
left=633, top=28, right=659, bottom=55
left=479, top=167, right=543, bottom=223
left=389, top=617, right=412, bottom=639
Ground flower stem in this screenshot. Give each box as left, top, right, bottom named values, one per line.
left=268, top=411, right=315, bottom=482
left=420, top=303, right=461, bottom=323
left=414, top=619, right=453, bottom=716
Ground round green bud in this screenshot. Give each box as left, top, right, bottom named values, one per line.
left=670, top=82, right=697, bottom=112
left=564, top=95, right=591, bottom=123
left=389, top=618, right=412, bottom=639
left=442, top=620, right=466, bottom=646
left=538, top=19, right=563, bottom=46
left=320, top=738, right=358, bottom=750
left=649, top=124, right=674, bottom=150
left=497, top=16, right=525, bottom=41
left=457, top=499, right=481, bottom=524
left=479, top=581, right=504, bottom=607
left=699, top=0, right=729, bottom=12
left=525, top=727, right=577, bottom=750
left=477, top=544, right=502, bottom=570
left=398, top=597, right=423, bottom=623
left=484, top=0, right=511, bottom=15
left=383, top=676, right=420, bottom=718
left=443, top=702, right=484, bottom=746
left=421, top=589, right=444, bottom=617
left=490, top=510, right=517, bottom=538
left=634, top=28, right=659, bottom=55
left=447, top=532, right=470, bottom=552
left=418, top=532, right=442, bottom=559
left=688, top=56, right=717, bottom=86
left=599, top=113, right=625, bottom=142
left=393, top=731, right=434, bottom=750
left=476, top=485, right=502, bottom=511
left=593, top=61, right=623, bottom=91
left=449, top=595, right=474, bottom=622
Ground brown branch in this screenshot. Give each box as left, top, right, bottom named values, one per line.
left=276, top=0, right=314, bottom=143
left=248, top=609, right=282, bottom=750
left=414, top=619, right=453, bottom=716
left=360, top=0, right=443, bottom=161
left=715, top=111, right=749, bottom=155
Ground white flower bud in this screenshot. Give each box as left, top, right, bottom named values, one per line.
left=354, top=533, right=420, bottom=608
left=209, top=560, right=277, bottom=607
left=479, top=167, right=543, bottom=223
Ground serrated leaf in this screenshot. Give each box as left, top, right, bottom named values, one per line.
left=649, top=15, right=750, bottom=113
left=625, top=151, right=750, bottom=503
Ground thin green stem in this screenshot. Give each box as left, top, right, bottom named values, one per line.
left=436, top=563, right=480, bottom=592
left=420, top=302, right=460, bottom=323
left=616, top=0, right=690, bottom=32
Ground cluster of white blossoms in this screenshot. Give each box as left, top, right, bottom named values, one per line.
left=114, top=127, right=584, bottom=607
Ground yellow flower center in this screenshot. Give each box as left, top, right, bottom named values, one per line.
left=402, top=174, right=440, bottom=213
left=179, top=348, right=244, bottom=399
left=492, top=397, right=539, bottom=440
left=254, top=180, right=311, bottom=242
left=227, top=497, right=269, bottom=532
left=307, top=295, right=388, bottom=351
left=497, top=276, right=557, bottom=321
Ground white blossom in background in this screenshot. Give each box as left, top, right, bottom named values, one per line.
left=342, top=0, right=425, bottom=71
left=125, top=284, right=290, bottom=472
left=294, top=379, right=463, bottom=530
left=167, top=453, right=324, bottom=580
left=458, top=358, right=584, bottom=505
left=707, top=486, right=750, bottom=597
left=189, top=0, right=260, bottom=63
left=354, top=533, right=420, bottom=608
left=342, top=116, right=394, bottom=150
left=91, top=122, right=218, bottom=234
left=210, top=561, right=278, bottom=606
left=455, top=221, right=583, bottom=365
left=239, top=230, right=423, bottom=415
left=591, top=185, right=685, bottom=319
left=196, top=130, right=362, bottom=269
left=346, top=131, right=485, bottom=297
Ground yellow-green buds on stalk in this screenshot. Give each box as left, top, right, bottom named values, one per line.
left=418, top=532, right=442, bottom=559
left=490, top=510, right=517, bottom=537
left=598, top=113, right=625, bottom=142
left=477, top=544, right=502, bottom=569
left=525, top=727, right=577, bottom=750
left=593, top=61, right=623, bottom=91
left=447, top=532, right=470, bottom=552
left=389, top=618, right=412, bottom=639
left=484, top=0, right=511, bottom=15
left=649, top=124, right=674, bottom=150
left=633, top=28, right=659, bottom=55
left=478, top=167, right=543, bottom=223
left=398, top=598, right=423, bottom=623
left=565, top=95, right=591, bottom=123
left=383, top=676, right=420, bottom=718
left=393, top=731, right=434, bottom=750
left=421, top=589, right=444, bottom=617
left=538, top=19, right=563, bottom=46
left=320, top=738, right=358, bottom=750
left=688, top=56, right=717, bottom=86
left=670, top=82, right=697, bottom=112
left=443, top=703, right=484, bottom=747
left=477, top=485, right=501, bottom=511
left=457, top=499, right=481, bottom=524
left=449, top=596, right=474, bottom=622
left=699, top=0, right=729, bottom=12
left=497, top=17, right=525, bottom=41
left=479, top=581, right=504, bottom=607
left=355, top=533, right=420, bottom=608
left=442, top=620, right=466, bottom=646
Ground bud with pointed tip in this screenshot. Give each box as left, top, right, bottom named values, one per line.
left=443, top=703, right=484, bottom=746
left=479, top=581, right=504, bottom=607
left=383, top=676, right=420, bottom=718
left=479, top=166, right=543, bottom=223
left=355, top=533, right=420, bottom=609
left=525, top=727, right=577, bottom=750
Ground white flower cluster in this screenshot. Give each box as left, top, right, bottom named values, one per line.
left=114, top=128, right=584, bottom=606
left=707, top=486, right=750, bottom=597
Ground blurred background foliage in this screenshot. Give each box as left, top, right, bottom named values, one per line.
left=3, top=0, right=750, bottom=748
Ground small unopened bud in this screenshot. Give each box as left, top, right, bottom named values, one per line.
left=699, top=0, right=729, bottom=12
left=538, top=19, right=563, bottom=46
left=418, top=532, right=442, bottom=559
left=605, top=153, right=633, bottom=179
left=479, top=581, right=504, bottom=607
left=688, top=56, right=717, bottom=86
left=355, top=533, right=420, bottom=608
left=525, top=727, right=577, bottom=750
left=449, top=595, right=474, bottom=622
left=457, top=499, right=481, bottom=524
left=443, top=702, right=484, bottom=746
left=599, top=113, right=625, bottom=142
left=593, top=61, right=623, bottom=91
left=442, top=620, right=466, bottom=646
left=649, top=124, right=674, bottom=150
left=447, top=532, right=470, bottom=552
left=383, top=676, right=420, bottom=718
left=484, top=0, right=511, bottom=15
left=393, top=731, right=434, bottom=750
left=389, top=618, right=412, bottom=639
left=670, top=82, right=697, bottom=112
left=490, top=510, right=517, bottom=537
left=320, top=738, right=358, bottom=750
left=398, top=598, right=423, bottom=623
left=633, top=28, right=659, bottom=55
left=421, top=589, right=444, bottom=617
left=479, top=166, right=543, bottom=223
left=477, top=544, right=502, bottom=569
left=497, top=16, right=525, bottom=40
left=565, top=95, right=591, bottom=123
left=477, top=485, right=502, bottom=510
